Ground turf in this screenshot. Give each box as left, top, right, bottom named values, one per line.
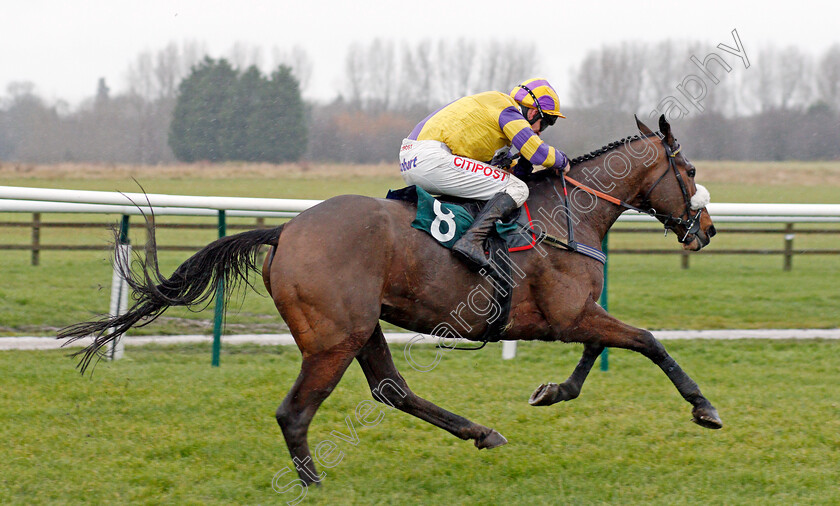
left=1, top=339, right=838, bottom=504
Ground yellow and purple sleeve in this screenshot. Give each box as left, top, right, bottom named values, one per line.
left=497, top=107, right=568, bottom=170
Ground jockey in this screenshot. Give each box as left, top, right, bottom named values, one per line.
left=399, top=78, right=570, bottom=269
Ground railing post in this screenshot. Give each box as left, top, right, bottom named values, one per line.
left=681, top=250, right=690, bottom=270
left=145, top=213, right=156, bottom=258
left=784, top=223, right=794, bottom=271
left=600, top=233, right=609, bottom=372
left=31, top=212, right=40, bottom=266
left=212, top=210, right=227, bottom=367
left=108, top=215, right=131, bottom=361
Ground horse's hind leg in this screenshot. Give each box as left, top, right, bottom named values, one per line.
left=355, top=325, right=507, bottom=449
left=276, top=346, right=356, bottom=485
left=529, top=343, right=605, bottom=406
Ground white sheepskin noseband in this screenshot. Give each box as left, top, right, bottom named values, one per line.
left=690, top=184, right=711, bottom=210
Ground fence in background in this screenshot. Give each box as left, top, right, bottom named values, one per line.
left=3, top=216, right=838, bottom=271
left=0, top=186, right=309, bottom=366
left=2, top=185, right=840, bottom=367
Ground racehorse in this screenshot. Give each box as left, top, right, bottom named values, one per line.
left=60, top=115, right=722, bottom=485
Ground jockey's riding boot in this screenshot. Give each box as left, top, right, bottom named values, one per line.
left=452, top=192, right=517, bottom=270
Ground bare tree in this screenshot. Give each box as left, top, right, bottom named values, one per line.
left=125, top=40, right=207, bottom=101
left=154, top=42, right=184, bottom=101
left=180, top=40, right=210, bottom=76
left=122, top=41, right=211, bottom=163
left=572, top=42, right=647, bottom=113
left=344, top=41, right=366, bottom=109
left=474, top=40, right=538, bottom=93
left=227, top=41, right=263, bottom=71
left=365, top=38, right=397, bottom=113
left=396, top=40, right=435, bottom=112
left=272, top=45, right=313, bottom=90
left=701, top=67, right=741, bottom=116
left=642, top=40, right=708, bottom=112
left=745, top=45, right=813, bottom=112
left=344, top=38, right=540, bottom=113
left=342, top=39, right=399, bottom=113
left=2, top=82, right=64, bottom=162
left=776, top=46, right=813, bottom=109
left=435, top=39, right=477, bottom=101
left=816, top=44, right=840, bottom=110
left=126, top=51, right=156, bottom=101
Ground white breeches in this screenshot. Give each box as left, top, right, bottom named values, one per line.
left=398, top=139, right=529, bottom=206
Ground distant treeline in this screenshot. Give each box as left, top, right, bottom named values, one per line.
left=1, top=38, right=839, bottom=165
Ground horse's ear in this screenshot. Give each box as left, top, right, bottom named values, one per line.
left=635, top=114, right=655, bottom=137
left=658, top=114, right=675, bottom=145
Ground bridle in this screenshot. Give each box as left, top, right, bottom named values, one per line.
left=562, top=135, right=705, bottom=244
left=641, top=139, right=704, bottom=243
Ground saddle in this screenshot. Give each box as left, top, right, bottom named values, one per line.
left=385, top=185, right=539, bottom=252
left=386, top=185, right=524, bottom=345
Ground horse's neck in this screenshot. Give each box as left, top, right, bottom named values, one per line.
left=529, top=143, right=659, bottom=244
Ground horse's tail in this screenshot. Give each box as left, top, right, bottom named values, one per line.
left=58, top=223, right=285, bottom=374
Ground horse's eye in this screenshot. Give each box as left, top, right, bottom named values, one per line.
left=687, top=168, right=696, bottom=178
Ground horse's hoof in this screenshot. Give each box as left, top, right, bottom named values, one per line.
left=529, top=383, right=560, bottom=406
left=691, top=404, right=723, bottom=429
left=475, top=430, right=507, bottom=450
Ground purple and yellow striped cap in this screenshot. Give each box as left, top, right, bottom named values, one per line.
left=510, top=78, right=565, bottom=118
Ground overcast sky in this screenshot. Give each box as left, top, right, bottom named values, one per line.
left=3, top=0, right=839, bottom=107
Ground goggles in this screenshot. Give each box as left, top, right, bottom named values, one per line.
left=540, top=114, right=557, bottom=130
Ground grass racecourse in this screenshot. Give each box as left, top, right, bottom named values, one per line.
left=1, top=161, right=839, bottom=504
left=2, top=341, right=839, bottom=504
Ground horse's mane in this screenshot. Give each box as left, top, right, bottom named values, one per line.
left=528, top=132, right=661, bottom=181
left=569, top=134, right=650, bottom=166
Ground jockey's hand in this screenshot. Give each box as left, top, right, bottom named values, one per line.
left=553, top=159, right=570, bottom=177
left=513, top=158, right=533, bottom=177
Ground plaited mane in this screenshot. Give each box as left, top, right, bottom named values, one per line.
left=528, top=132, right=662, bottom=181
left=569, top=134, right=661, bottom=167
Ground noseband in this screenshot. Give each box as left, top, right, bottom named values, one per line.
left=562, top=136, right=705, bottom=244
left=640, top=140, right=703, bottom=243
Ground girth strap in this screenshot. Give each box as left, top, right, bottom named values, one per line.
left=536, top=231, right=607, bottom=264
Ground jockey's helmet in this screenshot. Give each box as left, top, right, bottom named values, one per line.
left=510, top=78, right=565, bottom=128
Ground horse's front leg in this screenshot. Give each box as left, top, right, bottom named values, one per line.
left=529, top=343, right=604, bottom=406
left=542, top=300, right=722, bottom=429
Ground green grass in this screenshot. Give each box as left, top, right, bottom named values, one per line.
left=608, top=255, right=840, bottom=330
left=1, top=340, right=838, bottom=504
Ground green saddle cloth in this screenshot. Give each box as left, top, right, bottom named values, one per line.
left=410, top=187, right=517, bottom=249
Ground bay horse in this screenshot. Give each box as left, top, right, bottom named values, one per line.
left=60, top=115, right=722, bottom=485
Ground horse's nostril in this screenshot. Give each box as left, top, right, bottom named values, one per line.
left=708, top=225, right=717, bottom=237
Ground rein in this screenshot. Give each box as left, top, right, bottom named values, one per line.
left=560, top=137, right=703, bottom=245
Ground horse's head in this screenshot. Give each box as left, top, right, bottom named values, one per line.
left=635, top=115, right=716, bottom=251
